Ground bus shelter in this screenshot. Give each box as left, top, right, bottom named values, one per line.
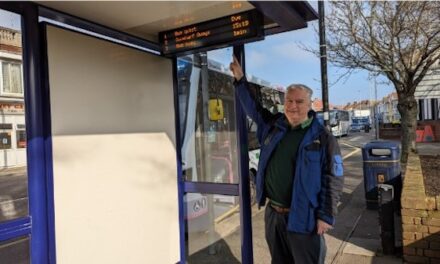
left=0, top=2, right=317, bottom=263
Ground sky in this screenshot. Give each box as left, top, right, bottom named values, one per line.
left=0, top=4, right=395, bottom=106
left=245, top=24, right=394, bottom=106
left=0, top=9, right=20, bottom=31
left=207, top=1, right=396, bottom=106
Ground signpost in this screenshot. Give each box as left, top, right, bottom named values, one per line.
left=159, top=10, right=263, bottom=55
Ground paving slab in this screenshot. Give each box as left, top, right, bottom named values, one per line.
left=343, top=238, right=380, bottom=256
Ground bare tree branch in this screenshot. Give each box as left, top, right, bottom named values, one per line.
left=304, top=1, right=440, bottom=163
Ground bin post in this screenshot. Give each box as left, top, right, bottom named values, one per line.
left=378, top=184, right=395, bottom=255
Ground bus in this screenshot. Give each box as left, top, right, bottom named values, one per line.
left=317, top=110, right=350, bottom=137
left=177, top=55, right=285, bottom=208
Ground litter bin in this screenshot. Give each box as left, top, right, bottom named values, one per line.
left=362, top=141, right=401, bottom=210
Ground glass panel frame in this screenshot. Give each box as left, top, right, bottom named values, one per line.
left=0, top=8, right=29, bottom=224
left=177, top=45, right=254, bottom=264
left=178, top=48, right=240, bottom=185
left=0, top=6, right=32, bottom=264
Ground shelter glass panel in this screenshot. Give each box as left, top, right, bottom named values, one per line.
left=0, top=236, right=30, bottom=264
left=178, top=48, right=240, bottom=184
left=0, top=9, right=29, bottom=224
left=185, top=193, right=241, bottom=263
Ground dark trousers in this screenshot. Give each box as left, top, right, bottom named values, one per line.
left=265, top=205, right=326, bottom=264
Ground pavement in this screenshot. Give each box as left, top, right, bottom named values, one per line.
left=187, top=130, right=440, bottom=264
left=2, top=131, right=439, bottom=264
left=326, top=131, right=439, bottom=264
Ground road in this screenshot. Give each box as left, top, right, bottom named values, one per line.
left=0, top=167, right=28, bottom=222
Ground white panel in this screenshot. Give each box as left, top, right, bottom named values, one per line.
left=46, top=26, right=179, bottom=263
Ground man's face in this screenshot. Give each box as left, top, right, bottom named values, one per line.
left=284, top=88, right=311, bottom=127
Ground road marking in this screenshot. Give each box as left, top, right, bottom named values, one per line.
left=340, top=141, right=360, bottom=149
left=215, top=205, right=239, bottom=224
left=342, top=148, right=361, bottom=161
left=348, top=136, right=363, bottom=142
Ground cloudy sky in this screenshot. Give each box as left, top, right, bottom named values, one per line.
left=208, top=1, right=395, bottom=106
left=0, top=4, right=394, bottom=106
left=209, top=19, right=395, bottom=106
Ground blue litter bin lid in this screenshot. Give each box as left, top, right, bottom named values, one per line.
left=362, top=140, right=400, bottom=161
left=363, top=141, right=399, bottom=150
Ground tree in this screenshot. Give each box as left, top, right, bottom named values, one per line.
left=324, top=1, right=440, bottom=163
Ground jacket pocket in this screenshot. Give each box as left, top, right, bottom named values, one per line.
left=306, top=150, right=320, bottom=162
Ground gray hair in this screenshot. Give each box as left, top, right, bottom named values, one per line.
left=285, top=84, right=313, bottom=101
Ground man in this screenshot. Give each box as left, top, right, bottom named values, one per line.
left=230, top=56, right=344, bottom=264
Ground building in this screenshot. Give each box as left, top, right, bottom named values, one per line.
left=311, top=98, right=336, bottom=111
left=376, top=92, right=400, bottom=125
left=415, top=59, right=440, bottom=120
left=415, top=58, right=440, bottom=140
left=0, top=26, right=26, bottom=167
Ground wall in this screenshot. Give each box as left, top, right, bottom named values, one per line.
left=401, top=154, right=440, bottom=263
left=46, top=25, right=179, bottom=263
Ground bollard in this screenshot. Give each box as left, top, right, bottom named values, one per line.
left=378, top=184, right=395, bottom=255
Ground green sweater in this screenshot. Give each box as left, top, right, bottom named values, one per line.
left=265, top=118, right=312, bottom=207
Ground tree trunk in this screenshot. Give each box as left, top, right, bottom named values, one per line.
left=397, top=95, right=418, bottom=164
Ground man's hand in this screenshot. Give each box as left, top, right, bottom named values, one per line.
left=230, top=55, right=244, bottom=81
left=316, top=219, right=333, bottom=235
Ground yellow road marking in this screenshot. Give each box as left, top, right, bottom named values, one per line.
left=343, top=148, right=360, bottom=160
left=215, top=205, right=239, bottom=224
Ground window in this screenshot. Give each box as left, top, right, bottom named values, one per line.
left=1, top=60, right=23, bottom=95
left=0, top=124, right=13, bottom=150
left=16, top=128, right=26, bottom=148
left=0, top=132, right=12, bottom=149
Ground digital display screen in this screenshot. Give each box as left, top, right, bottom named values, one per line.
left=159, top=10, right=263, bottom=55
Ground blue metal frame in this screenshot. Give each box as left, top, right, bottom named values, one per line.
left=171, top=57, right=187, bottom=264
left=22, top=3, right=53, bottom=264
left=234, top=45, right=254, bottom=264
left=39, top=22, right=57, bottom=264
left=184, top=182, right=240, bottom=196
left=0, top=217, right=31, bottom=242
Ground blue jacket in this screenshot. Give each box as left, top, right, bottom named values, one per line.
left=235, top=78, right=344, bottom=234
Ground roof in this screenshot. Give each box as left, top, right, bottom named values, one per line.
left=36, top=1, right=318, bottom=51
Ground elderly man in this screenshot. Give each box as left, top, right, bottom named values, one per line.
left=230, top=56, right=344, bottom=264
